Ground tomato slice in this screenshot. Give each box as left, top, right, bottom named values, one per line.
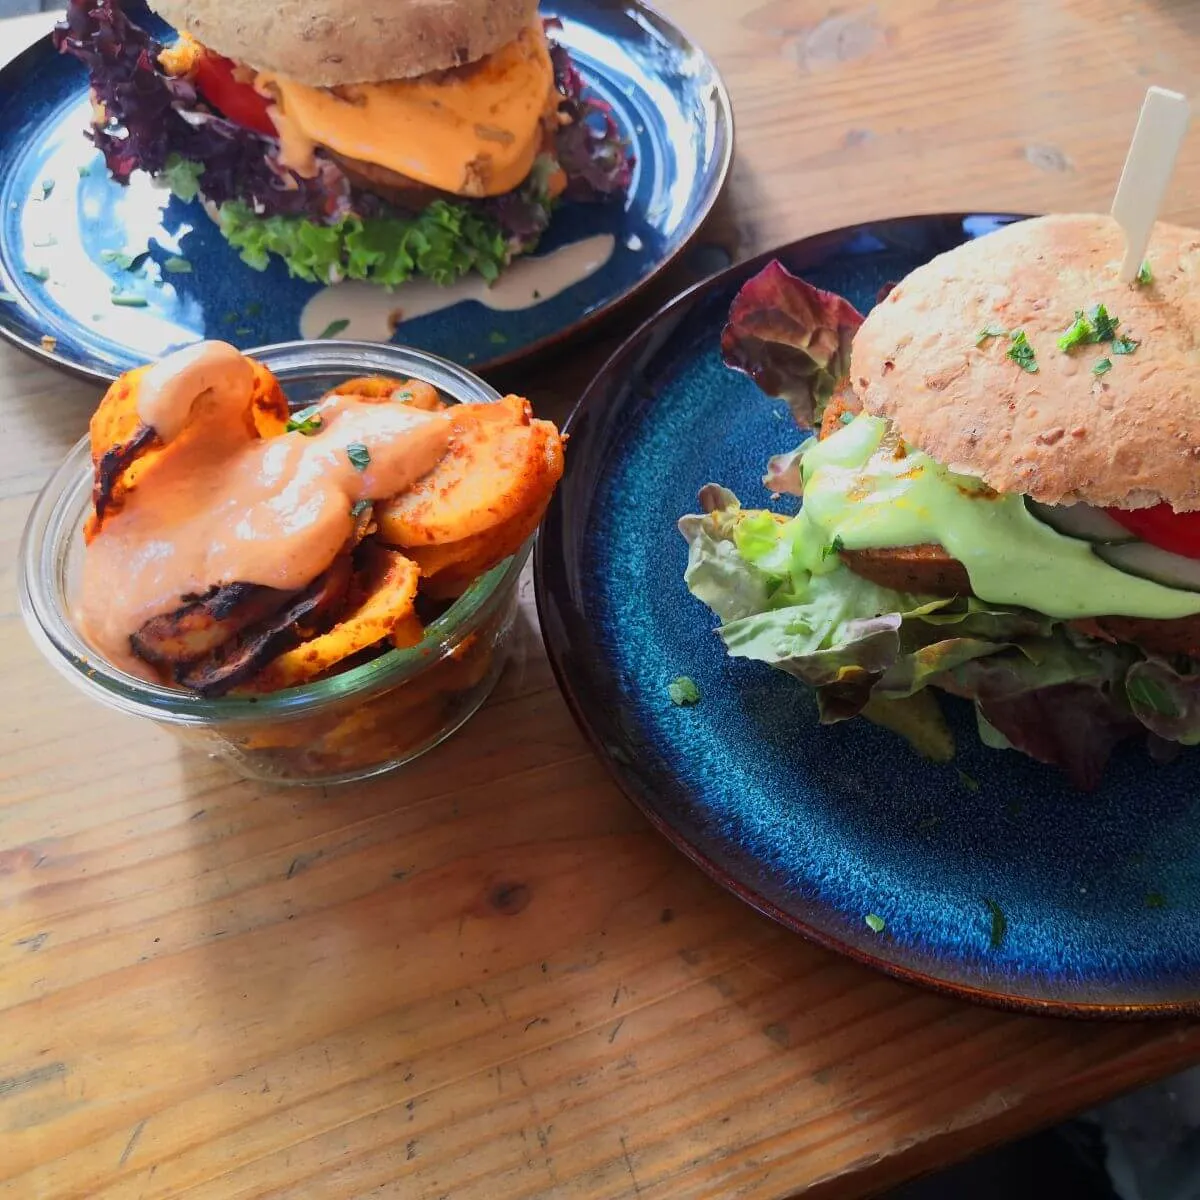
left=1105, top=504, right=1200, bottom=559
left=193, top=52, right=276, bottom=137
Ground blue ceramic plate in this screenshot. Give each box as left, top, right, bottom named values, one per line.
left=536, top=214, right=1200, bottom=1017
left=0, top=0, right=731, bottom=381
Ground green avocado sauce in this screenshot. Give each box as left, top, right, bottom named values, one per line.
left=794, top=414, right=1200, bottom=620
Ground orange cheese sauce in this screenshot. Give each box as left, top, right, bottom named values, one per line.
left=79, top=342, right=452, bottom=674
left=256, top=23, right=555, bottom=196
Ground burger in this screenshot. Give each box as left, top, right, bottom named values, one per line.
left=54, top=0, right=632, bottom=287
left=681, top=214, right=1200, bottom=789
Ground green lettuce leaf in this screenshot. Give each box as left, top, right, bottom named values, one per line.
left=678, top=488, right=1183, bottom=790
left=213, top=199, right=509, bottom=287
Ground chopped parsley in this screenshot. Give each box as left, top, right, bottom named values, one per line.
left=839, top=411, right=855, bottom=425
left=984, top=898, right=1007, bottom=949
left=864, top=913, right=886, bottom=934
left=100, top=248, right=148, bottom=272
left=975, top=325, right=1009, bottom=347
left=1056, top=311, right=1094, bottom=352
left=318, top=318, right=350, bottom=339
left=1057, top=303, right=1138, bottom=363
left=822, top=534, right=846, bottom=561
left=350, top=499, right=371, bottom=518
left=488, top=330, right=508, bottom=345
left=956, top=768, right=980, bottom=792
left=77, top=164, right=91, bottom=178
left=32, top=235, right=57, bottom=249
left=163, top=256, right=192, bottom=274
left=1137, top=260, right=1153, bottom=286
left=36, top=179, right=54, bottom=201
left=24, top=266, right=49, bottom=283
left=111, top=293, right=148, bottom=307
left=668, top=676, right=701, bottom=706
left=286, top=405, right=324, bottom=435
left=1006, top=329, right=1038, bottom=373
left=1089, top=303, right=1119, bottom=342
left=346, top=442, right=371, bottom=472
left=1145, top=892, right=1167, bottom=909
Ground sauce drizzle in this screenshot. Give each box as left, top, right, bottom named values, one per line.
left=79, top=342, right=452, bottom=672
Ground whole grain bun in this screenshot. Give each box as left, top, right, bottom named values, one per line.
left=850, top=213, right=1200, bottom=511
left=149, top=0, right=540, bottom=86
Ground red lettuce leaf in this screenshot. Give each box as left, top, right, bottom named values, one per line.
left=721, top=260, right=865, bottom=428
left=974, top=684, right=1143, bottom=792
left=54, top=0, right=350, bottom=221
left=547, top=27, right=635, bottom=201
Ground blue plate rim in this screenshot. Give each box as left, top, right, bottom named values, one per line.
left=0, top=0, right=735, bottom=384
left=534, top=211, right=1200, bottom=1020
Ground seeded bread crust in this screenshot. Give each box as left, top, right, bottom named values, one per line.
left=149, top=0, right=539, bottom=86
left=850, top=213, right=1200, bottom=511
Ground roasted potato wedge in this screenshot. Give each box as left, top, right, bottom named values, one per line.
left=374, top=395, right=564, bottom=549
left=247, top=361, right=291, bottom=438
left=243, top=546, right=420, bottom=692
left=325, top=376, right=445, bottom=411
left=87, top=358, right=288, bottom=540
left=175, top=556, right=352, bottom=697
left=404, top=493, right=552, bottom=599
left=390, top=613, right=425, bottom=649
left=130, top=581, right=302, bottom=666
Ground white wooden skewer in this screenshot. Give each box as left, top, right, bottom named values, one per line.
left=1110, top=86, right=1191, bottom=283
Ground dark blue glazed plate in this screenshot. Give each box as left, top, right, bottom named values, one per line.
left=0, top=0, right=731, bottom=382
left=536, top=214, right=1200, bottom=1017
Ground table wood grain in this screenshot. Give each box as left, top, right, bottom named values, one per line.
left=5, top=3, right=1200, bottom=1198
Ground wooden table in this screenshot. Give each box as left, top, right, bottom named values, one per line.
left=5, top=3, right=1200, bottom=1197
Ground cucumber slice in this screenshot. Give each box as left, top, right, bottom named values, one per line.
left=1025, top=498, right=1137, bottom=544
left=1092, top=541, right=1200, bottom=593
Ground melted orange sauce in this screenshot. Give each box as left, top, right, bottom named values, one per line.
left=257, top=24, right=555, bottom=195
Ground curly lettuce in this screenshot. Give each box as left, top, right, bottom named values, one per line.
left=679, top=487, right=1191, bottom=791
left=213, top=198, right=509, bottom=287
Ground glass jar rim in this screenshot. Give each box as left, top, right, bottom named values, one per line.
left=18, top=339, right=530, bottom=726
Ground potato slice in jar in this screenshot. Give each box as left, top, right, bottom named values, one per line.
left=374, top=396, right=564, bottom=549
left=242, top=546, right=421, bottom=691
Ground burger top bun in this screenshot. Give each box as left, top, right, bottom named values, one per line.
left=851, top=213, right=1200, bottom=511
left=149, top=0, right=540, bottom=87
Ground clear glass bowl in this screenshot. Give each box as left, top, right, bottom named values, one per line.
left=19, top=340, right=530, bottom=786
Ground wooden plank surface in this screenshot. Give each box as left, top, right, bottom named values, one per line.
left=4, top=3, right=1200, bottom=1198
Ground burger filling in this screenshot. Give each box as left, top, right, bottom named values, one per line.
left=680, top=261, right=1200, bottom=790
left=54, top=0, right=631, bottom=287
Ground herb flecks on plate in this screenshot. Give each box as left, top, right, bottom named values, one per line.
left=668, top=676, right=701, bottom=706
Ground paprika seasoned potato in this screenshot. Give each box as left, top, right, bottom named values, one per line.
left=373, top=395, right=564, bottom=549
left=85, top=356, right=288, bottom=539
left=79, top=345, right=565, bottom=739
left=245, top=547, right=421, bottom=692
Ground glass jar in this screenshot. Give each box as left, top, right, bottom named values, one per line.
left=19, top=340, right=530, bottom=786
